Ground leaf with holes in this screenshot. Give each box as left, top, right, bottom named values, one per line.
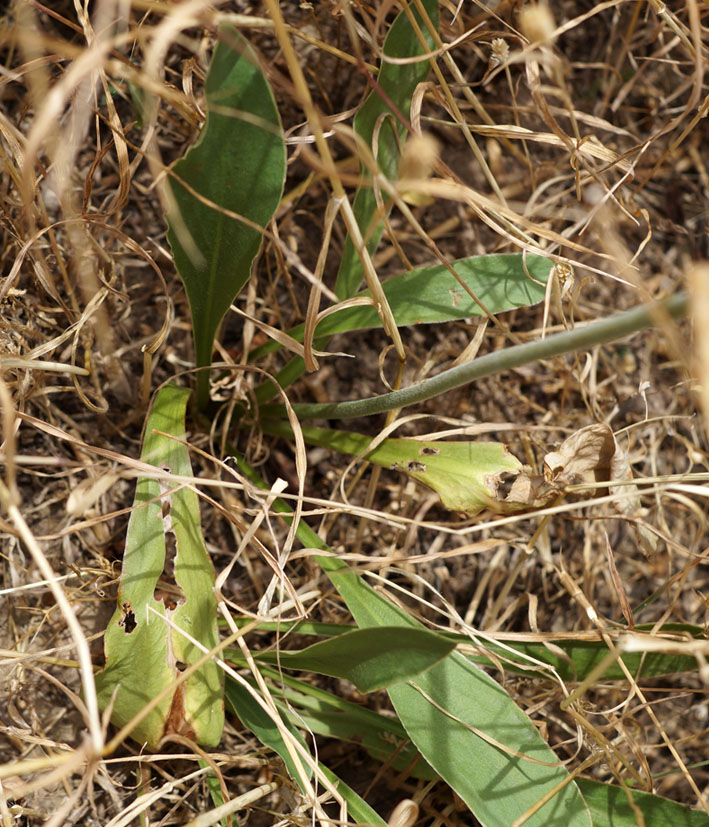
left=260, top=421, right=524, bottom=516
left=95, top=384, right=223, bottom=749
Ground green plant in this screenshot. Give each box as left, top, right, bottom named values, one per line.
left=165, top=26, right=286, bottom=410
left=94, top=9, right=702, bottom=827
left=95, top=384, right=223, bottom=749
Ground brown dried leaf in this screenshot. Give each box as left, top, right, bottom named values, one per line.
left=493, top=467, right=558, bottom=509
left=543, top=423, right=616, bottom=486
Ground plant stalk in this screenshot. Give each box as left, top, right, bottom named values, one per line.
left=261, top=292, right=687, bottom=421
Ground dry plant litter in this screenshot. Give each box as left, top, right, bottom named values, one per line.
left=1, top=0, right=709, bottom=825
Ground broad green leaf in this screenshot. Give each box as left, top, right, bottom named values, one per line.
left=227, top=618, right=704, bottom=681
left=166, top=25, right=286, bottom=408
left=227, top=452, right=703, bottom=825
left=577, top=778, right=709, bottom=826
left=228, top=452, right=589, bottom=822
left=318, top=556, right=592, bottom=827
left=230, top=665, right=709, bottom=826
left=336, top=0, right=439, bottom=299
left=261, top=421, right=522, bottom=516
left=95, top=385, right=223, bottom=749
left=328, top=254, right=551, bottom=331
left=224, top=676, right=310, bottom=785
left=242, top=655, right=709, bottom=825
left=256, top=626, right=455, bottom=692
left=250, top=253, right=554, bottom=365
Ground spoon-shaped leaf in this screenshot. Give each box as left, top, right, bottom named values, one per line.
left=166, top=25, right=286, bottom=408
left=95, top=384, right=223, bottom=748
left=261, top=421, right=522, bottom=516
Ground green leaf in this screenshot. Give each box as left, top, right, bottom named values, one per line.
left=335, top=433, right=522, bottom=516
left=336, top=0, right=439, bottom=299
left=477, top=635, right=702, bottom=682
left=261, top=421, right=522, bottom=516
left=329, top=253, right=550, bottom=333
left=241, top=651, right=709, bottom=821
left=257, top=669, right=437, bottom=780
left=224, top=676, right=310, bottom=786
left=199, top=759, right=231, bottom=827
left=227, top=454, right=590, bottom=822
left=228, top=452, right=705, bottom=825
left=225, top=675, right=386, bottom=823
left=95, top=385, right=223, bottom=749
left=318, top=557, right=592, bottom=827
left=226, top=618, right=704, bottom=681
left=250, top=253, right=554, bottom=365
left=256, top=626, right=456, bottom=692
left=249, top=0, right=442, bottom=406
left=577, top=778, right=709, bottom=826
left=166, top=25, right=286, bottom=408
left=316, top=763, right=386, bottom=826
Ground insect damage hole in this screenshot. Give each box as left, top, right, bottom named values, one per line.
left=155, top=470, right=185, bottom=608
left=118, top=601, right=137, bottom=634
left=420, top=446, right=440, bottom=456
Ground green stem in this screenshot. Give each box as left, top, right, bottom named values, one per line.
left=261, top=292, right=687, bottom=421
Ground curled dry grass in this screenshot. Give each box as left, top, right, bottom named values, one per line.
left=1, top=0, right=708, bottom=824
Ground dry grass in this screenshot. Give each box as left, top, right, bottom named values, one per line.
left=1, top=0, right=708, bottom=824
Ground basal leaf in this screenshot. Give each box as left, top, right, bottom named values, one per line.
left=318, top=556, right=592, bottom=827
left=242, top=648, right=709, bottom=822
left=199, top=758, right=229, bottom=827
left=95, top=384, right=223, bottom=749
left=228, top=618, right=704, bottom=681
left=335, top=0, right=439, bottom=299
left=260, top=421, right=522, bottom=516
left=225, top=675, right=387, bottom=823
left=229, top=453, right=702, bottom=825
left=166, top=25, right=286, bottom=408
left=327, top=253, right=551, bottom=334
left=478, top=635, right=701, bottom=682
left=577, top=778, right=709, bottom=826
left=256, top=626, right=455, bottom=692
left=259, top=670, right=437, bottom=780
left=245, top=0, right=439, bottom=406
left=362, top=436, right=521, bottom=516
left=316, top=763, right=386, bottom=825
left=224, top=676, right=310, bottom=786
left=250, top=253, right=554, bottom=366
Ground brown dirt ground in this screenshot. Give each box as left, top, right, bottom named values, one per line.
left=1, top=1, right=708, bottom=825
